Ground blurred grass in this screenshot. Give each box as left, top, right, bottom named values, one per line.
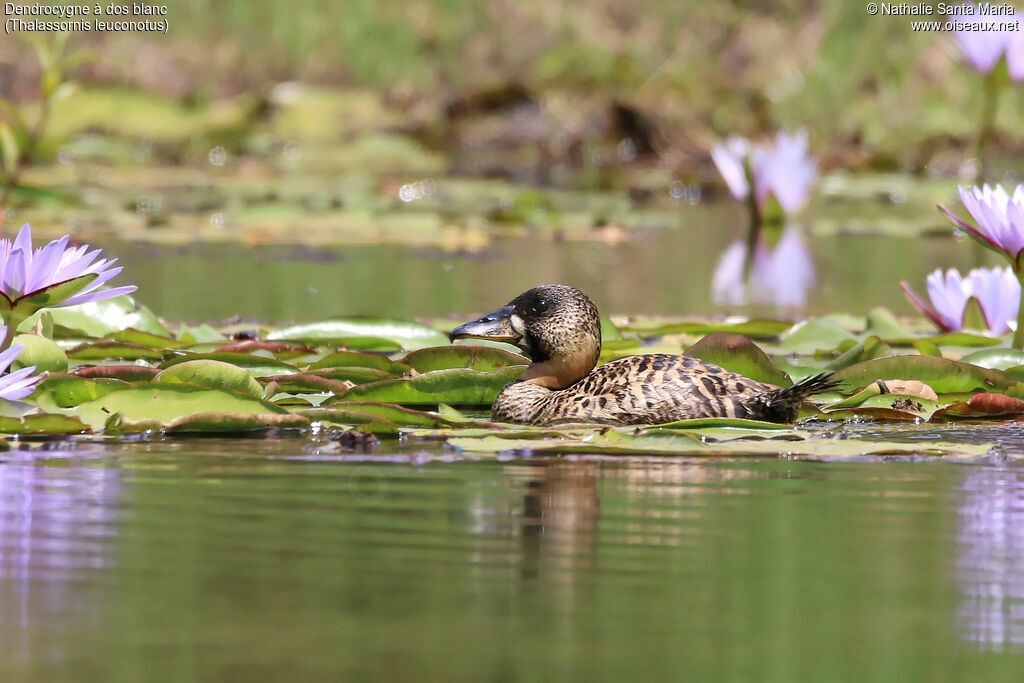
left=2, top=0, right=1024, bottom=173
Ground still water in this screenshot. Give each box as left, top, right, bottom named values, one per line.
left=3, top=438, right=1024, bottom=681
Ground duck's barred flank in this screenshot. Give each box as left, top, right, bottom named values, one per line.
left=451, top=284, right=836, bottom=426
left=493, top=355, right=838, bottom=425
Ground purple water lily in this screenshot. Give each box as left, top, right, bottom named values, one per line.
left=0, top=224, right=136, bottom=352
left=942, top=184, right=1024, bottom=262
left=0, top=224, right=136, bottom=307
left=953, top=4, right=1024, bottom=79
left=0, top=341, right=42, bottom=400
left=711, top=130, right=816, bottom=216
left=712, top=227, right=816, bottom=308
left=900, top=266, right=1020, bottom=336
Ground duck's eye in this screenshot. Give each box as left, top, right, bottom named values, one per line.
left=532, top=300, right=549, bottom=314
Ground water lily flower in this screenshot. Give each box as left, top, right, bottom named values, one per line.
left=942, top=184, right=1024, bottom=262
left=711, top=130, right=817, bottom=216
left=712, top=227, right=815, bottom=308
left=0, top=224, right=135, bottom=351
left=952, top=4, right=1024, bottom=79
left=900, top=266, right=1020, bottom=335
left=0, top=341, right=43, bottom=400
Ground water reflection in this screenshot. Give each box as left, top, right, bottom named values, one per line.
left=956, top=467, right=1024, bottom=651
left=0, top=457, right=122, bottom=670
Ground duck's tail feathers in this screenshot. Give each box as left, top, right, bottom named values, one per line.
left=760, top=372, right=841, bottom=422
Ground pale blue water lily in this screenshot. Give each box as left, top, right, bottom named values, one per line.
left=0, top=341, right=43, bottom=400
left=711, top=130, right=816, bottom=215
left=900, top=266, right=1020, bottom=336
left=712, top=227, right=815, bottom=308
left=0, top=224, right=136, bottom=352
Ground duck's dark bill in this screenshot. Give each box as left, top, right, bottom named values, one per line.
left=449, top=305, right=521, bottom=343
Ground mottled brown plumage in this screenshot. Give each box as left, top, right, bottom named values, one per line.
left=449, top=284, right=836, bottom=426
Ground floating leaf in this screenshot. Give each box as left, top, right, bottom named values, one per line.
left=306, top=367, right=397, bottom=384
left=627, top=319, right=792, bottom=339
left=159, top=352, right=298, bottom=377
left=935, top=393, right=1024, bottom=419
left=268, top=318, right=448, bottom=350
left=259, top=373, right=351, bottom=394
left=403, top=345, right=528, bottom=373
left=0, top=414, right=89, bottom=435
left=328, top=366, right=524, bottom=406
left=299, top=402, right=455, bottom=427
left=21, top=295, right=170, bottom=338
left=67, top=341, right=166, bottom=361
left=960, top=348, right=1024, bottom=371
left=777, top=319, right=858, bottom=354
left=865, top=307, right=912, bottom=340
left=10, top=334, right=67, bottom=372
left=155, top=360, right=264, bottom=397
left=831, top=356, right=1014, bottom=394
left=70, top=384, right=290, bottom=431
left=308, top=351, right=410, bottom=374
left=828, top=336, right=893, bottom=371
left=104, top=328, right=187, bottom=349
left=33, top=373, right=128, bottom=408
left=214, top=340, right=315, bottom=359
left=74, top=365, right=160, bottom=381
left=684, top=332, right=790, bottom=386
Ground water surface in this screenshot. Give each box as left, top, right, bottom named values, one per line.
left=3, top=439, right=1024, bottom=681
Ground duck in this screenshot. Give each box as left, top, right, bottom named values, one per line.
left=449, top=284, right=837, bottom=425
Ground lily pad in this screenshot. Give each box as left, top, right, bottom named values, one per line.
left=70, top=384, right=290, bottom=431
left=831, top=356, right=1014, bottom=394
left=626, top=319, right=792, bottom=339
left=67, top=341, right=167, bottom=362
left=0, top=413, right=90, bottom=435
left=777, top=319, right=858, bottom=355
left=155, top=359, right=264, bottom=397
left=935, top=393, right=1024, bottom=419
left=308, top=351, right=410, bottom=374
left=10, top=334, right=68, bottom=372
left=159, top=352, right=298, bottom=377
left=960, top=348, right=1024, bottom=371
left=684, top=332, right=790, bottom=387
left=268, top=318, right=449, bottom=350
left=214, top=340, right=316, bottom=359
left=34, top=373, right=129, bottom=408
left=74, top=365, right=161, bottom=381
left=21, top=295, right=170, bottom=338
left=306, top=367, right=398, bottom=384
left=259, top=373, right=351, bottom=395
left=328, top=366, right=524, bottom=406
left=299, top=401, right=456, bottom=427
left=402, top=345, right=528, bottom=372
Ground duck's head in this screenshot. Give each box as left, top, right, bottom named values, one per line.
left=449, top=284, right=602, bottom=389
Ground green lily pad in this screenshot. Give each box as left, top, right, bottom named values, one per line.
left=865, top=307, right=912, bottom=340
left=70, top=384, right=290, bottom=431
left=306, top=367, right=397, bottom=384
left=684, top=332, right=791, bottom=387
left=299, top=402, right=455, bottom=427
left=67, top=341, right=167, bottom=361
left=960, top=348, right=1024, bottom=370
left=328, top=366, right=524, bottom=406
left=831, top=356, right=1014, bottom=394
left=0, top=413, right=90, bottom=435
left=777, top=319, right=858, bottom=355
left=403, top=345, right=528, bottom=372
left=828, top=336, right=894, bottom=371
left=74, top=365, right=160, bottom=381
left=259, top=373, right=351, bottom=394
left=34, top=373, right=129, bottom=408
left=21, top=294, right=169, bottom=338
left=628, top=319, right=792, bottom=339
left=10, top=334, right=68, bottom=372
left=308, top=351, right=410, bottom=374
left=268, top=318, right=449, bottom=350
left=155, top=359, right=264, bottom=397
left=213, top=340, right=315, bottom=359
left=104, top=328, right=187, bottom=349
left=159, top=352, right=298, bottom=377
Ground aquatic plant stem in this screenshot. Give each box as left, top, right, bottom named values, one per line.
left=1015, top=272, right=1024, bottom=350
left=742, top=173, right=762, bottom=282
left=974, top=71, right=1002, bottom=181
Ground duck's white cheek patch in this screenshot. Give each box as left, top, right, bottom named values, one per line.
left=510, top=314, right=526, bottom=335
